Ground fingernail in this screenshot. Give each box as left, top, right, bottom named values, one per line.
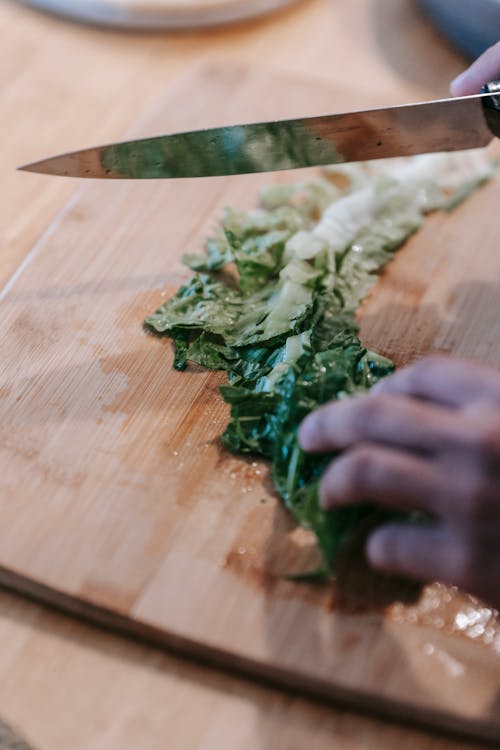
left=298, top=415, right=316, bottom=450
left=366, top=530, right=392, bottom=570
left=450, top=71, right=468, bottom=96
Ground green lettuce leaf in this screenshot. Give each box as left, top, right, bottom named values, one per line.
left=146, top=151, right=495, bottom=574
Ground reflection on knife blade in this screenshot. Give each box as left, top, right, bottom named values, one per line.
left=18, top=91, right=498, bottom=179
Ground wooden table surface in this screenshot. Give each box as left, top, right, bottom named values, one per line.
left=0, top=1, right=490, bottom=748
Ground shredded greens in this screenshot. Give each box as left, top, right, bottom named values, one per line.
left=146, top=151, right=495, bottom=576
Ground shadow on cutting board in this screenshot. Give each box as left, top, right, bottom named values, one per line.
left=230, top=486, right=500, bottom=748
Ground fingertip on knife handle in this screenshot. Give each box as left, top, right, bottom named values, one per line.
left=481, top=80, right=500, bottom=138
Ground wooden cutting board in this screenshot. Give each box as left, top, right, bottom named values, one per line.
left=1, top=62, right=500, bottom=742
left=19, top=0, right=304, bottom=28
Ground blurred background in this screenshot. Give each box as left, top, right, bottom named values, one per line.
left=419, top=0, right=500, bottom=58
left=12, top=0, right=500, bottom=53
left=15, top=0, right=308, bottom=29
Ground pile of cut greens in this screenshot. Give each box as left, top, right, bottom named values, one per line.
left=146, top=152, right=494, bottom=577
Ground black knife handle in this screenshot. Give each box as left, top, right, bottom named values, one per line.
left=481, top=80, right=500, bottom=138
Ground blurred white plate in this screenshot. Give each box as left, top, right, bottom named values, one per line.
left=18, top=0, right=305, bottom=28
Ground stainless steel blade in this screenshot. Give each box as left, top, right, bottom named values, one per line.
left=19, top=92, right=496, bottom=179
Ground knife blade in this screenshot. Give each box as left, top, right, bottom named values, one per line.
left=18, top=84, right=500, bottom=180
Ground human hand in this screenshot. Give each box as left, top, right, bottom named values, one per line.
left=299, top=356, right=500, bottom=610
left=451, top=40, right=500, bottom=96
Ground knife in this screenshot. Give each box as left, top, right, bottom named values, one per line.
left=19, top=82, right=500, bottom=180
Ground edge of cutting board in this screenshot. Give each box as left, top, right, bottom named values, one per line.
left=0, top=565, right=498, bottom=746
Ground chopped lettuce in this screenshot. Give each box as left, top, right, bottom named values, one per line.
left=146, top=150, right=495, bottom=575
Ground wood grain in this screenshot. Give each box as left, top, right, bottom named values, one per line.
left=0, top=587, right=491, bottom=750
left=1, top=61, right=499, bottom=742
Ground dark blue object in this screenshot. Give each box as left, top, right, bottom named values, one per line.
left=419, top=0, right=500, bottom=59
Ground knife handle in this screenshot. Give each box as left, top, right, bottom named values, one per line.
left=481, top=81, right=500, bottom=138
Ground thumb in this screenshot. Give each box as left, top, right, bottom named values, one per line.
left=450, top=41, right=500, bottom=96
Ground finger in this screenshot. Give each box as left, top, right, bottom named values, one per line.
left=366, top=521, right=448, bottom=582
left=372, top=355, right=500, bottom=408
left=450, top=41, right=500, bottom=96
left=319, top=444, right=445, bottom=514
left=367, top=523, right=500, bottom=606
left=299, top=392, right=456, bottom=453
